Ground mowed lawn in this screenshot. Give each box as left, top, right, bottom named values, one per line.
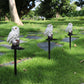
left=0, top=17, right=84, bottom=84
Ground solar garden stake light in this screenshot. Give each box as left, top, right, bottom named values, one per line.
left=7, top=26, right=24, bottom=75
left=44, top=24, right=58, bottom=59
left=65, top=23, right=73, bottom=49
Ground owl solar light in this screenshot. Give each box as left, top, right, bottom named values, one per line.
left=7, top=26, right=24, bottom=75
left=65, top=23, right=73, bottom=35
left=44, top=24, right=58, bottom=59
left=44, top=24, right=53, bottom=39
left=65, top=23, right=73, bottom=49
left=7, top=26, right=20, bottom=49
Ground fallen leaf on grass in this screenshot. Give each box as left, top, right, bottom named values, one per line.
left=74, top=44, right=77, bottom=47
left=74, top=72, right=76, bottom=74
left=23, top=68, right=27, bottom=71
left=80, top=59, right=84, bottom=63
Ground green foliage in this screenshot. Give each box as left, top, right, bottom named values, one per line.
left=35, top=0, right=54, bottom=19
left=75, top=0, right=84, bottom=8
left=22, top=10, right=35, bottom=20
left=61, top=3, right=76, bottom=17
left=35, top=0, right=76, bottom=19
left=67, top=10, right=84, bottom=17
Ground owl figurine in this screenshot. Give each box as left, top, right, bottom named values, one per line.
left=65, top=23, right=73, bottom=33
left=44, top=24, right=53, bottom=38
left=7, top=26, right=20, bottom=48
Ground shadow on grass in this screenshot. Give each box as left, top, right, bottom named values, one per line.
left=0, top=28, right=10, bottom=37
left=23, top=20, right=84, bottom=28
left=0, top=47, right=84, bottom=84
left=0, top=27, right=41, bottom=38
left=0, top=20, right=84, bottom=83
left=20, top=27, right=41, bottom=34
left=73, top=38, right=84, bottom=48
left=0, top=21, right=8, bottom=24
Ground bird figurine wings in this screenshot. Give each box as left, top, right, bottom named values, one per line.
left=44, top=24, right=53, bottom=39
left=7, top=26, right=20, bottom=49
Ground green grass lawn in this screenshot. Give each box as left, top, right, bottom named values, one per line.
left=0, top=17, right=84, bottom=84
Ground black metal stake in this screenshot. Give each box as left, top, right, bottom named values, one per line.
left=48, top=38, right=50, bottom=59
left=69, top=34, right=71, bottom=49
left=46, top=36, right=58, bottom=59
left=14, top=49, right=17, bottom=75
left=68, top=32, right=72, bottom=49
left=11, top=43, right=24, bottom=75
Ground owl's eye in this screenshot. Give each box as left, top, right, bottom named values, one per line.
left=15, top=28, right=17, bottom=29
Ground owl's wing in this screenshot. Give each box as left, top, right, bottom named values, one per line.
left=69, top=26, right=72, bottom=32
left=7, top=31, right=16, bottom=44
left=44, top=27, right=48, bottom=36
left=50, top=27, right=53, bottom=32
left=65, top=26, right=69, bottom=32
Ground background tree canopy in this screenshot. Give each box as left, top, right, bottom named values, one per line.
left=1, top=0, right=84, bottom=21
left=75, top=0, right=84, bottom=8
left=0, top=0, right=35, bottom=17
left=35, top=0, right=76, bottom=19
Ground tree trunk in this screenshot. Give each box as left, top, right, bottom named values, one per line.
left=56, top=12, right=60, bottom=18
left=0, top=15, right=1, bottom=21
left=0, top=9, right=2, bottom=21
left=5, top=15, right=9, bottom=21
left=9, top=0, right=23, bottom=25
